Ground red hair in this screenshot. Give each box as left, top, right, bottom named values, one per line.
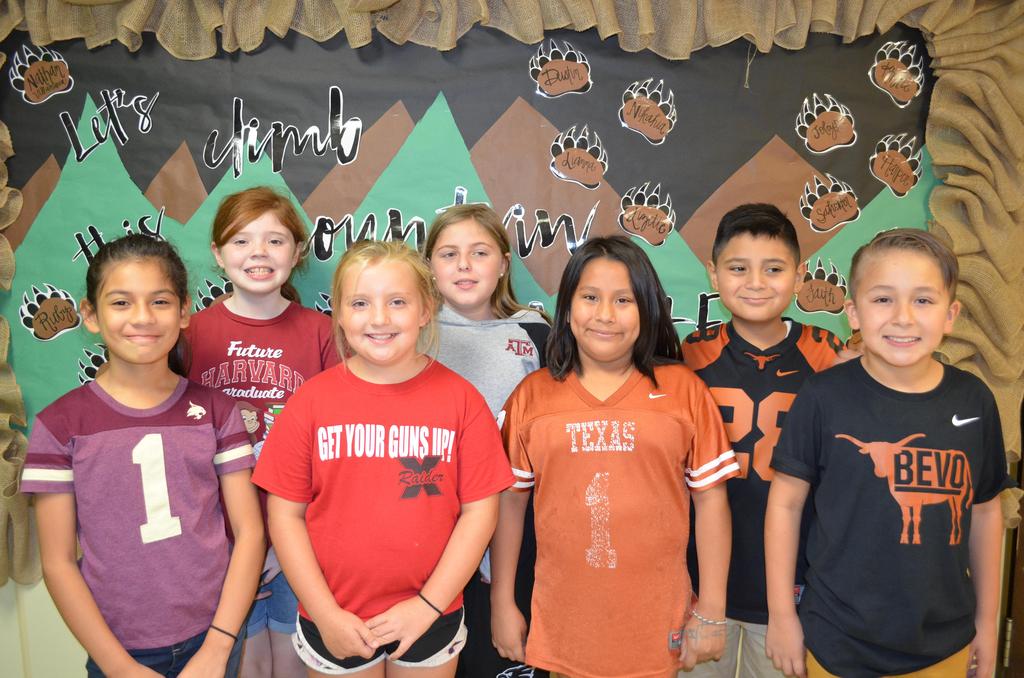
left=211, top=187, right=309, bottom=302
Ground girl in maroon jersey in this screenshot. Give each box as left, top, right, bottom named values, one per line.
left=25, top=234, right=264, bottom=677
left=187, top=186, right=337, bottom=678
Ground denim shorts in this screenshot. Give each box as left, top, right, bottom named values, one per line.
left=85, top=627, right=245, bottom=677
left=246, top=571, right=299, bottom=636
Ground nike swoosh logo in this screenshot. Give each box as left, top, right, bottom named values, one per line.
left=776, top=369, right=799, bottom=377
left=952, top=415, right=980, bottom=427
left=649, top=393, right=668, bottom=399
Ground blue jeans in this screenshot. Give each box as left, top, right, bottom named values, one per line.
left=245, top=571, right=299, bottom=637
left=86, top=628, right=244, bottom=677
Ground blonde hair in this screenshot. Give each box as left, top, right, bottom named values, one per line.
left=330, top=239, right=440, bottom=361
left=212, top=186, right=309, bottom=302
left=423, top=204, right=544, bottom=320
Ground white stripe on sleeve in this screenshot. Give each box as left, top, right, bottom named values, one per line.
left=21, top=468, right=74, bottom=483
left=686, top=449, right=737, bottom=478
left=213, top=444, right=254, bottom=466
left=686, top=461, right=741, bottom=488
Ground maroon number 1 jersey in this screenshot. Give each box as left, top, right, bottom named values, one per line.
left=21, top=379, right=254, bottom=649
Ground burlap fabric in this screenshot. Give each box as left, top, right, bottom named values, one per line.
left=0, top=2, right=1019, bottom=585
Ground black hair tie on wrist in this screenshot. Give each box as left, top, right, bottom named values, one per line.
left=209, top=624, right=238, bottom=641
left=418, top=591, right=443, bottom=616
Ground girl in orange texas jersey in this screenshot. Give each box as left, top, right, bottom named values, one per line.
left=252, top=240, right=514, bottom=678
left=490, top=236, right=739, bottom=678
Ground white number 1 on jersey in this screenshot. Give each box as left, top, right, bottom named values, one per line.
left=132, top=434, right=183, bottom=544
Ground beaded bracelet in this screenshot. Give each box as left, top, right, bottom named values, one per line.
left=690, top=609, right=728, bottom=626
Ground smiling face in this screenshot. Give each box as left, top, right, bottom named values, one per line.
left=212, top=211, right=301, bottom=301
left=845, top=249, right=959, bottom=389
left=82, top=258, right=188, bottom=371
left=338, top=260, right=432, bottom=383
left=569, top=257, right=640, bottom=374
left=709, top=233, right=803, bottom=341
left=428, top=218, right=509, bottom=321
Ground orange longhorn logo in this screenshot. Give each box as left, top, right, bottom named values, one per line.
left=836, top=433, right=973, bottom=545
left=743, top=352, right=780, bottom=371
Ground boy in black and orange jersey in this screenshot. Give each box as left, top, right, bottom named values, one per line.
left=765, top=229, right=1012, bottom=678
left=684, top=204, right=843, bottom=678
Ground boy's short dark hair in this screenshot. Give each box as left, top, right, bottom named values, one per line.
left=711, top=203, right=801, bottom=264
left=848, top=228, right=959, bottom=299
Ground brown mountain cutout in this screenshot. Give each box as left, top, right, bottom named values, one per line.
left=679, top=136, right=836, bottom=264
left=144, top=141, right=207, bottom=224
left=303, top=101, right=414, bottom=223
left=7, top=155, right=60, bottom=251
left=471, top=97, right=621, bottom=294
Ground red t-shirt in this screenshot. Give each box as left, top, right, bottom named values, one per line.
left=252, top=361, right=514, bottom=619
left=186, top=301, right=338, bottom=445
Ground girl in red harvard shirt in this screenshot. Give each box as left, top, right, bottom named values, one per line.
left=252, top=240, right=513, bottom=677
left=187, top=186, right=336, bottom=678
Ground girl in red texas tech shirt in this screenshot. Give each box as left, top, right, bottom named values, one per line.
left=252, top=240, right=514, bottom=678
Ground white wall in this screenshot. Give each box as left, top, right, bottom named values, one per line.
left=0, top=579, right=85, bottom=677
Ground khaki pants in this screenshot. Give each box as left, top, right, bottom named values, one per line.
left=807, top=644, right=971, bottom=678
left=682, top=619, right=783, bottom=678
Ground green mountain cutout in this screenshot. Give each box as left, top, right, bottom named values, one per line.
left=1, top=94, right=190, bottom=422
left=292, top=92, right=550, bottom=313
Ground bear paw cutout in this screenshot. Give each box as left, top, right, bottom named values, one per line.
left=869, top=133, right=921, bottom=198
left=77, top=345, right=107, bottom=384
left=618, top=182, right=675, bottom=246
left=869, top=41, right=924, bottom=108
left=618, top=78, right=676, bottom=145
left=797, top=259, right=847, bottom=315
left=529, top=40, right=592, bottom=97
left=8, top=44, right=73, bottom=104
left=549, top=125, right=608, bottom=190
left=193, top=277, right=234, bottom=311
left=18, top=284, right=80, bottom=341
left=799, top=174, right=860, bottom=233
left=795, top=93, right=857, bottom=154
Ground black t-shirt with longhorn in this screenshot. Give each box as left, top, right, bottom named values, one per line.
left=772, top=359, right=1012, bottom=677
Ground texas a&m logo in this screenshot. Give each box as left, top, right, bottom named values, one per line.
left=506, top=338, right=535, bottom=357
left=837, top=433, right=973, bottom=545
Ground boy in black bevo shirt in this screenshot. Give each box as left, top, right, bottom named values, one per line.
left=765, top=229, right=1013, bottom=678
left=684, top=204, right=844, bottom=678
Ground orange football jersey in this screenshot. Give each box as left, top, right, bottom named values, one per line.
left=501, top=364, right=738, bottom=678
